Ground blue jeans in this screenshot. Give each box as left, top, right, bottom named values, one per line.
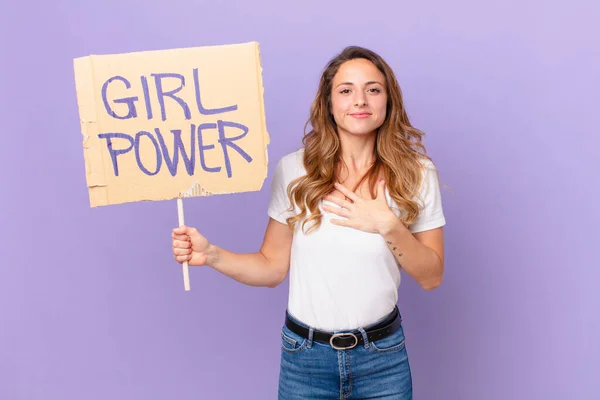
left=278, top=309, right=413, bottom=399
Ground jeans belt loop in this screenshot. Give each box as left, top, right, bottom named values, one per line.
left=307, top=327, right=314, bottom=348
left=357, top=327, right=370, bottom=349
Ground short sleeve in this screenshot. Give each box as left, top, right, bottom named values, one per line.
left=267, top=158, right=294, bottom=224
left=408, top=161, right=446, bottom=233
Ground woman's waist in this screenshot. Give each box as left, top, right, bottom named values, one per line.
left=286, top=297, right=399, bottom=332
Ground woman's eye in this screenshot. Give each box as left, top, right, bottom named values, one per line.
left=368, top=88, right=381, bottom=93
left=340, top=89, right=351, bottom=94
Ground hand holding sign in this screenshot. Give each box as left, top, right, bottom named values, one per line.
left=74, top=42, right=269, bottom=290
left=172, top=225, right=211, bottom=267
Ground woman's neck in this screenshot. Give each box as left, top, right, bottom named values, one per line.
left=338, top=131, right=377, bottom=173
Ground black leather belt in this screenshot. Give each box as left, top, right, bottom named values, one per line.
left=284, top=306, right=402, bottom=350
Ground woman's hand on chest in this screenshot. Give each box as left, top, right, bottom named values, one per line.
left=322, top=180, right=398, bottom=235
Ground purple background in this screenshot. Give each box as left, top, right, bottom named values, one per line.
left=1, top=0, right=598, bottom=399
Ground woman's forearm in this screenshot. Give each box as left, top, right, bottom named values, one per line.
left=379, top=221, right=443, bottom=290
left=204, top=245, right=285, bottom=288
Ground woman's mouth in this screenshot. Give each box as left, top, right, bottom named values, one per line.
left=349, top=113, right=371, bottom=119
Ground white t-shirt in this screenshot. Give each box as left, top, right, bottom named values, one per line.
left=267, top=149, right=446, bottom=331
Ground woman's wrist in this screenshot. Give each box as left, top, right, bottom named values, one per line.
left=205, top=244, right=219, bottom=268
left=377, top=213, right=405, bottom=236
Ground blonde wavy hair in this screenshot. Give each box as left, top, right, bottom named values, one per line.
left=286, top=46, right=435, bottom=234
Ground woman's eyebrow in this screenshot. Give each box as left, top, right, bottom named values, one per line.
left=335, top=81, right=354, bottom=88
left=334, top=80, right=384, bottom=89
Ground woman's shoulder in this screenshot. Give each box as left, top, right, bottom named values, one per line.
left=416, top=155, right=437, bottom=170
left=412, top=156, right=441, bottom=196
left=277, top=147, right=304, bottom=165
left=275, top=148, right=305, bottom=174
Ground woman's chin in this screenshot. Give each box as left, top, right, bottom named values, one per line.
left=339, top=127, right=379, bottom=137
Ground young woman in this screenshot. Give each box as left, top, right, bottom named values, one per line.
left=172, top=46, right=446, bottom=399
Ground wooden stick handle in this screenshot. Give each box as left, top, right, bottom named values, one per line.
left=177, top=198, right=191, bottom=291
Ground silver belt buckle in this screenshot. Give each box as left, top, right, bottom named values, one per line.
left=329, top=333, right=358, bottom=350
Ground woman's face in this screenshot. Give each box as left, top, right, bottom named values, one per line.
left=330, top=58, right=388, bottom=137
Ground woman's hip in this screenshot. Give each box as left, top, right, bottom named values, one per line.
left=278, top=307, right=412, bottom=399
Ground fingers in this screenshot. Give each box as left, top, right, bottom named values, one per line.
left=324, top=195, right=354, bottom=210
left=333, top=183, right=361, bottom=202
left=330, top=218, right=350, bottom=227
left=322, top=203, right=351, bottom=218
left=172, top=225, right=188, bottom=235
left=172, top=225, right=198, bottom=241
left=174, top=254, right=191, bottom=263
left=172, top=245, right=192, bottom=264
left=172, top=228, right=192, bottom=264
left=173, top=239, right=191, bottom=249
left=172, top=225, right=200, bottom=235
left=173, top=247, right=191, bottom=256
left=172, top=233, right=189, bottom=241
